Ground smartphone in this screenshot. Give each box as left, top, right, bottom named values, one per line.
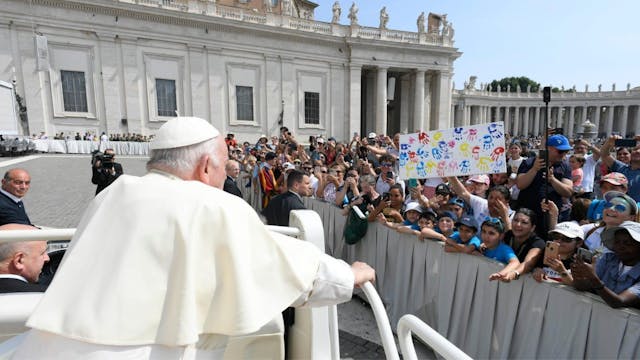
left=538, top=149, right=548, bottom=159
left=382, top=192, right=390, bottom=201
left=615, top=139, right=637, bottom=147
left=386, top=171, right=394, bottom=179
left=577, top=248, right=593, bottom=263
left=407, top=178, right=418, bottom=188
left=554, top=127, right=564, bottom=135
left=544, top=241, right=559, bottom=266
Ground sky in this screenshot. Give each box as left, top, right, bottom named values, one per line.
left=312, top=0, right=639, bottom=91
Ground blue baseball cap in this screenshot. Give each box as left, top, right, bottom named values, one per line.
left=448, top=197, right=466, bottom=208
left=546, top=134, right=572, bottom=151
left=438, top=211, right=458, bottom=222
left=456, top=215, right=478, bottom=231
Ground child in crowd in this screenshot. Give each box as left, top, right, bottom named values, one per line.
left=436, top=211, right=457, bottom=238
left=532, top=222, right=584, bottom=285
left=569, top=154, right=585, bottom=191
left=445, top=215, right=481, bottom=254
left=379, top=202, right=422, bottom=231
left=479, top=218, right=521, bottom=281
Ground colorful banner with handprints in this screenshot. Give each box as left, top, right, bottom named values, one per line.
left=398, top=122, right=507, bottom=180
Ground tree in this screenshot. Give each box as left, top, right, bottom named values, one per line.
left=489, top=77, right=540, bottom=93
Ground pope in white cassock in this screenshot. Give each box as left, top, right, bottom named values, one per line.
left=13, top=117, right=375, bottom=359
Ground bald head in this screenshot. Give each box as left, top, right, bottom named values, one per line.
left=0, top=224, right=48, bottom=283
left=225, top=160, right=240, bottom=178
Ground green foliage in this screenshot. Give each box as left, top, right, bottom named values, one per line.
left=489, top=77, right=540, bottom=93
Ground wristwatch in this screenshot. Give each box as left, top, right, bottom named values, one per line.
left=513, top=270, right=521, bottom=280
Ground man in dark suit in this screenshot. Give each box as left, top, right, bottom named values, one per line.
left=92, top=148, right=124, bottom=195
left=261, top=170, right=312, bottom=227
left=0, top=224, right=49, bottom=293
left=260, top=169, right=313, bottom=357
left=0, top=168, right=32, bottom=226
left=223, top=160, right=243, bottom=198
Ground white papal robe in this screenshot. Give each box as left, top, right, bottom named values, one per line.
left=12, top=171, right=354, bottom=359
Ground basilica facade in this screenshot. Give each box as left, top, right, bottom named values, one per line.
left=0, top=0, right=459, bottom=141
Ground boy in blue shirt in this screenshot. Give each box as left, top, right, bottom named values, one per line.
left=445, top=215, right=481, bottom=254
left=479, top=218, right=521, bottom=281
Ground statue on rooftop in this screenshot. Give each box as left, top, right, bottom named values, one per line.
left=348, top=2, right=358, bottom=26
left=379, top=7, right=389, bottom=30
left=417, top=12, right=425, bottom=33
left=282, top=0, right=291, bottom=16
left=331, top=1, right=341, bottom=24
left=263, top=0, right=272, bottom=13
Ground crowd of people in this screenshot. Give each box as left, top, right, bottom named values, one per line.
left=225, top=127, right=640, bottom=310
left=36, top=131, right=152, bottom=142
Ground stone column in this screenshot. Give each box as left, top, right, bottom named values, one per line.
left=581, top=106, right=587, bottom=125
left=594, top=106, right=601, bottom=135
left=348, top=64, right=362, bottom=137
left=533, top=106, right=540, bottom=136
left=434, top=70, right=453, bottom=130
left=620, top=105, right=629, bottom=137
left=461, top=104, right=468, bottom=126
left=376, top=66, right=388, bottom=134
left=513, top=107, right=520, bottom=136
left=504, top=107, right=510, bottom=134
left=399, top=74, right=410, bottom=132
left=413, top=69, right=425, bottom=131
left=522, top=107, right=530, bottom=136
left=605, top=106, right=614, bottom=135
left=556, top=107, right=563, bottom=128
left=567, top=107, right=575, bottom=138
left=465, top=105, right=471, bottom=126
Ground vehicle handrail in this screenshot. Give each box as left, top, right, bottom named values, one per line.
left=0, top=228, right=75, bottom=243
left=397, top=314, right=472, bottom=360
left=361, top=281, right=400, bottom=360
left=265, top=225, right=301, bottom=237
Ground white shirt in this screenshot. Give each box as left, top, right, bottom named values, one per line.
left=0, top=188, right=22, bottom=203
left=581, top=153, right=597, bottom=192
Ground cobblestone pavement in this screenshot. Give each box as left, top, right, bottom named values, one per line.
left=0, top=154, right=417, bottom=359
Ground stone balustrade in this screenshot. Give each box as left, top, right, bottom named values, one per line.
left=118, top=0, right=451, bottom=47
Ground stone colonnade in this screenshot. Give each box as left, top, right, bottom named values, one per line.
left=360, top=66, right=452, bottom=136
left=452, top=88, right=640, bottom=138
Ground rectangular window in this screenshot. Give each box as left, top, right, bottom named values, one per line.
left=236, top=86, right=254, bottom=121
left=60, top=70, right=88, bottom=112
left=156, top=78, right=177, bottom=117
left=304, top=91, right=320, bottom=125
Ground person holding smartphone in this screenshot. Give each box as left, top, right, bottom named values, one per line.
left=532, top=222, right=584, bottom=285
left=571, top=221, right=640, bottom=309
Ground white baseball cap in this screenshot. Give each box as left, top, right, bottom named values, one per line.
left=549, top=222, right=584, bottom=240
left=601, top=221, right=640, bottom=250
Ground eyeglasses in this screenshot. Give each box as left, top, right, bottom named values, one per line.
left=303, top=167, right=313, bottom=170
left=321, top=170, right=328, bottom=173
left=604, top=201, right=629, bottom=213
left=381, top=162, right=393, bottom=167
left=550, top=234, right=575, bottom=243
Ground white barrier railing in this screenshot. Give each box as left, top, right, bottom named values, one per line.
left=361, top=282, right=400, bottom=360
left=398, top=315, right=472, bottom=360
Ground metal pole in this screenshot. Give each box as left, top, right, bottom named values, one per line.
left=542, top=86, right=551, bottom=233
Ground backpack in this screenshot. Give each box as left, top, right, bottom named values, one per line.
left=343, top=207, right=369, bottom=245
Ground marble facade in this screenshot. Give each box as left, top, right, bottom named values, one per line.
left=0, top=0, right=460, bottom=142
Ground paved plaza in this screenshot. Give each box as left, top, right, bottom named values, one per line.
left=0, top=154, right=433, bottom=359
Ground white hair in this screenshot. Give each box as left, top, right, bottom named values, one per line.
left=146, top=138, right=220, bottom=175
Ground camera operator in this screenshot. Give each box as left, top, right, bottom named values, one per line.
left=91, top=148, right=123, bottom=195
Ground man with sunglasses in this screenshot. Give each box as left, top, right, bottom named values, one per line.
left=516, top=134, right=574, bottom=236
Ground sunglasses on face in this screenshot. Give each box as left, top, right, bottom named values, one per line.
left=381, top=162, right=393, bottom=167
left=604, top=201, right=629, bottom=213
left=550, top=234, right=575, bottom=243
